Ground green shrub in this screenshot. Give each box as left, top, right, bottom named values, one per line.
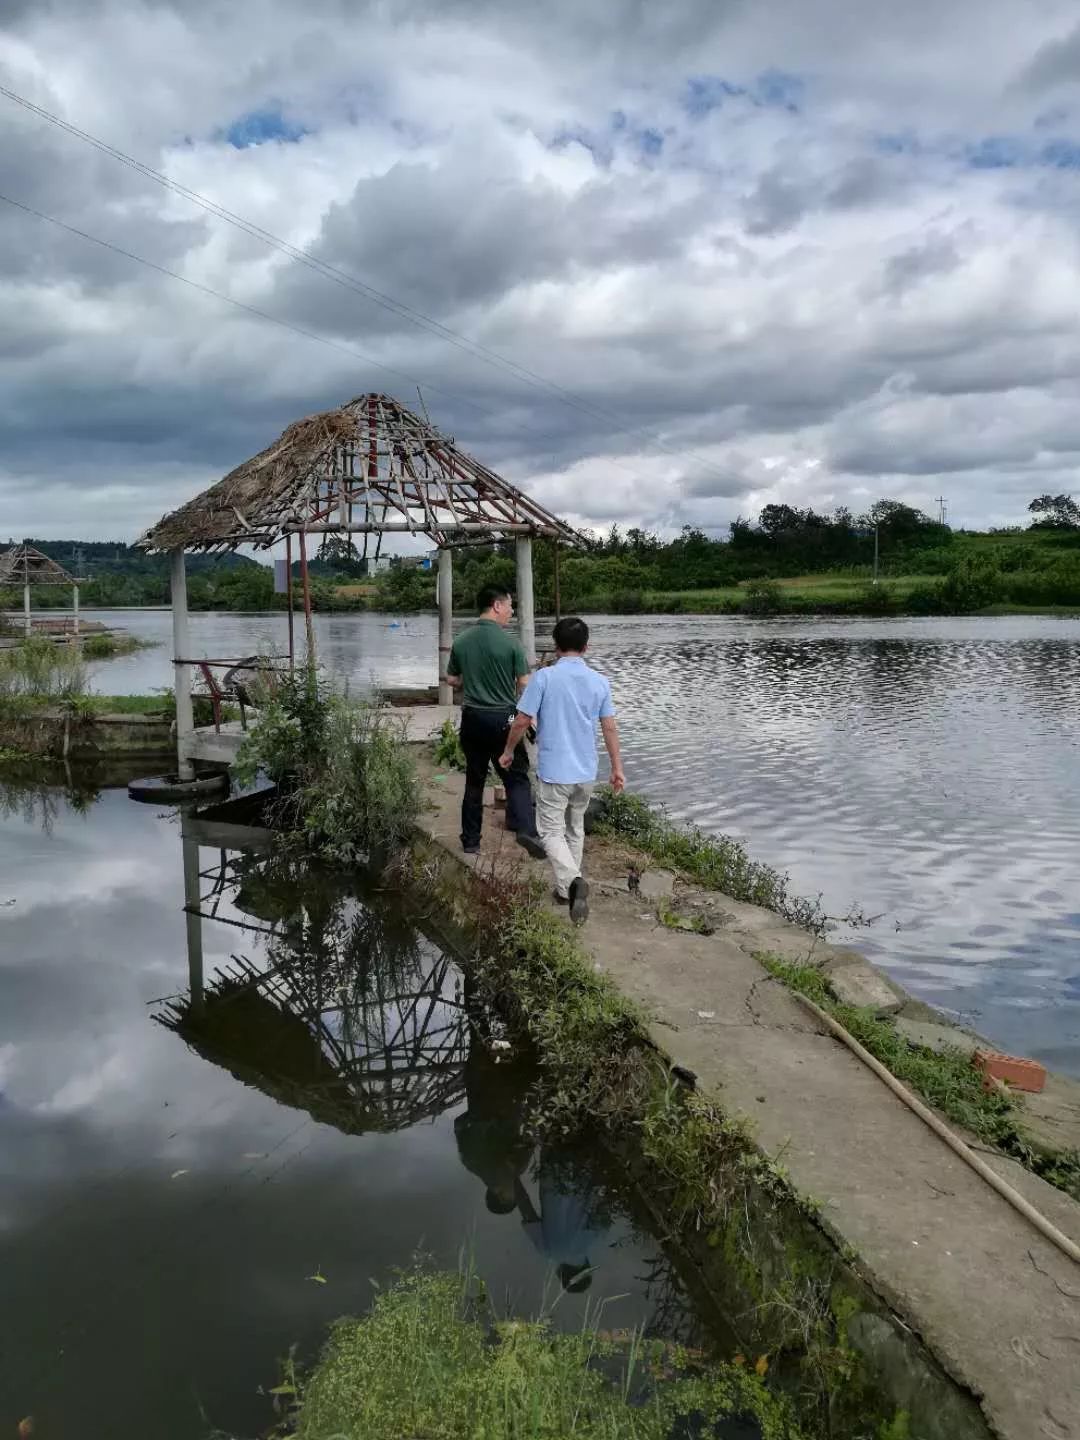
left=742, top=578, right=783, bottom=614
left=81, top=632, right=117, bottom=659
left=234, top=671, right=421, bottom=861
left=855, top=580, right=897, bottom=615
left=433, top=717, right=466, bottom=771
left=936, top=556, right=1004, bottom=611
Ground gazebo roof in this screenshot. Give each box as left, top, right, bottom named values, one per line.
left=138, top=392, right=583, bottom=553
left=0, top=544, right=77, bottom=587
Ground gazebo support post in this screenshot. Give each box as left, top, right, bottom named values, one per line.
left=23, top=581, right=31, bottom=636
left=553, top=542, right=562, bottom=622
left=298, top=528, right=316, bottom=666
left=285, top=533, right=295, bottom=672
left=170, top=549, right=196, bottom=781
left=73, top=584, right=80, bottom=638
left=437, top=547, right=454, bottom=705
left=516, top=535, right=537, bottom=668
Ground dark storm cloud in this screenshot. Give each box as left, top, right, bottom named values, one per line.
left=3, top=0, right=1080, bottom=538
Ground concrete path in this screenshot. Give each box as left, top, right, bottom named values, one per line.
left=418, top=766, right=1080, bottom=1440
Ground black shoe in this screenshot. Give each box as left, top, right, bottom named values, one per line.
left=516, top=832, right=546, bottom=861
left=569, top=877, right=590, bottom=925
left=553, top=891, right=570, bottom=906
left=462, top=842, right=480, bottom=856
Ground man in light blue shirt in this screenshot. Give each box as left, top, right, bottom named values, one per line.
left=500, top=617, right=625, bottom=924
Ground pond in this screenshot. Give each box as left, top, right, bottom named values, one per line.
left=84, top=608, right=1080, bottom=1074
left=0, top=771, right=706, bottom=1439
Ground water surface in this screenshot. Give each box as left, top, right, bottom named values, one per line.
left=0, top=776, right=689, bottom=1438
left=84, top=608, right=1080, bottom=1072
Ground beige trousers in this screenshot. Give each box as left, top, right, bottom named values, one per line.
left=535, top=779, right=594, bottom=898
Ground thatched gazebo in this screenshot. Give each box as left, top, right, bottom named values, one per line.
left=137, top=393, right=581, bottom=780
left=0, top=544, right=82, bottom=636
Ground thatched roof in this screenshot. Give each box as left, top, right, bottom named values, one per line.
left=138, top=392, right=583, bottom=553
left=0, top=544, right=76, bottom=587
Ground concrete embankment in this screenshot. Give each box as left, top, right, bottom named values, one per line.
left=0, top=708, right=174, bottom=758
left=416, top=760, right=1080, bottom=1440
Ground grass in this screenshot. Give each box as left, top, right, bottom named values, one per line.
left=593, top=790, right=825, bottom=933
left=288, top=1269, right=803, bottom=1440
left=0, top=637, right=86, bottom=708
left=760, top=955, right=1080, bottom=1201
left=83, top=693, right=173, bottom=714
left=80, top=631, right=146, bottom=659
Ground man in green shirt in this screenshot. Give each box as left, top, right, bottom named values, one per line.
left=447, top=585, right=544, bottom=857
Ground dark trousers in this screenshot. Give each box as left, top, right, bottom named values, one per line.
left=460, top=706, right=537, bottom=848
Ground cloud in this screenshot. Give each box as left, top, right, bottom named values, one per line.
left=1, top=0, right=1080, bottom=541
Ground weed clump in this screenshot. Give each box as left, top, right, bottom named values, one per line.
left=234, top=671, right=421, bottom=862
left=594, top=790, right=825, bottom=933
left=0, top=637, right=86, bottom=712
left=291, top=1269, right=804, bottom=1440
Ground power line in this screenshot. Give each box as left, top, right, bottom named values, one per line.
left=0, top=189, right=697, bottom=503
left=0, top=81, right=734, bottom=486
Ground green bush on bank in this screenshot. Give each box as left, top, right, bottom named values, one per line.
left=291, top=1270, right=803, bottom=1440
left=233, top=671, right=421, bottom=862
left=594, top=790, right=825, bottom=933
left=0, top=637, right=87, bottom=712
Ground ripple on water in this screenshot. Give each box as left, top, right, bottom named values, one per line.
left=589, top=618, right=1080, bottom=1075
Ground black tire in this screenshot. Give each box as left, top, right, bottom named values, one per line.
left=127, top=772, right=229, bottom=804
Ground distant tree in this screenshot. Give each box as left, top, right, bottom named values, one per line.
left=758, top=503, right=805, bottom=537
left=316, top=533, right=366, bottom=576
left=1027, top=493, right=1080, bottom=529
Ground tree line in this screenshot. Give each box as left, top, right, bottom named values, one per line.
left=6, top=493, right=1080, bottom=616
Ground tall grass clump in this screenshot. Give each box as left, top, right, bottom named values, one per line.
left=234, top=670, right=421, bottom=862
left=0, top=637, right=87, bottom=711
left=594, top=790, right=825, bottom=932
left=290, top=1269, right=803, bottom=1440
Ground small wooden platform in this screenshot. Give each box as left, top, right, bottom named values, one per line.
left=187, top=704, right=458, bottom=766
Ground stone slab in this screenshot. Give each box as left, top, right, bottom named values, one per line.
left=638, top=869, right=676, bottom=901
left=828, top=963, right=903, bottom=1014
left=895, top=1019, right=980, bottom=1056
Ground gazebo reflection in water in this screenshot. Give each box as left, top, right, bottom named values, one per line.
left=157, top=807, right=471, bottom=1136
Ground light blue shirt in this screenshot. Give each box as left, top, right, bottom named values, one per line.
left=517, top=657, right=616, bottom=785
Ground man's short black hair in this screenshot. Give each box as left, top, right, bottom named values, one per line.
left=477, top=584, right=511, bottom=613
left=553, top=617, right=589, bottom=653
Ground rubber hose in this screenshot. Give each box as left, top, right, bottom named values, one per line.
left=790, top=989, right=1080, bottom=1268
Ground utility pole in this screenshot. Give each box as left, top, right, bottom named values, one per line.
left=873, top=524, right=880, bottom=585
left=935, top=495, right=948, bottom=526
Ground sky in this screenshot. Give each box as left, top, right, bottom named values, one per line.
left=4, top=0, right=1080, bottom=548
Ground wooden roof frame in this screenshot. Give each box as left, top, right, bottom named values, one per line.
left=137, top=393, right=583, bottom=554
left=0, top=544, right=78, bottom=587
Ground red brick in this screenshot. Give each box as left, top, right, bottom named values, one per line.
left=973, top=1049, right=1047, bottom=1094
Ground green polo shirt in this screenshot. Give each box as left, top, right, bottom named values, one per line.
left=448, top=620, right=528, bottom=709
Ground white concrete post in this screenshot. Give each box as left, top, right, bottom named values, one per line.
left=516, top=535, right=537, bottom=668
left=170, top=549, right=196, bottom=781
left=437, top=547, right=454, bottom=705
left=23, top=582, right=31, bottom=636
left=72, top=584, right=80, bottom=638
